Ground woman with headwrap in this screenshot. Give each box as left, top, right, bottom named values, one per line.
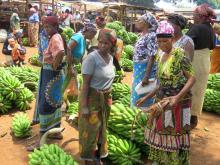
left=27, top=16, right=66, bottom=151
left=168, top=14, right=194, bottom=61
left=210, top=23, right=220, bottom=73
left=28, top=7, right=40, bottom=47
left=137, top=21, right=195, bottom=164
left=186, top=4, right=216, bottom=129
left=79, top=29, right=116, bottom=164
left=10, top=8, right=20, bottom=31
left=131, top=13, right=158, bottom=109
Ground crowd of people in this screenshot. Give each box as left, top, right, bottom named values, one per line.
left=1, top=2, right=220, bottom=165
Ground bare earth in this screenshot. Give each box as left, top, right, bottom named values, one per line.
left=0, top=44, right=220, bottom=165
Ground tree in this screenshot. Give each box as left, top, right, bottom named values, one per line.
left=195, top=0, right=220, bottom=9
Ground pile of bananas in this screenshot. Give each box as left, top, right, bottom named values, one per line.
left=112, top=83, right=131, bottom=100
left=108, top=134, right=142, bottom=165
left=108, top=103, right=148, bottom=144
left=15, top=88, right=34, bottom=111
left=0, top=68, right=34, bottom=113
left=11, top=113, right=31, bottom=138
left=207, top=73, right=220, bottom=91
left=203, top=89, right=220, bottom=114
left=28, top=144, right=78, bottom=165
left=113, top=94, right=130, bottom=107
left=113, top=70, right=125, bottom=83
left=0, top=94, right=12, bottom=113
left=7, top=66, right=39, bottom=91
left=120, top=58, right=133, bottom=72
left=28, top=54, right=42, bottom=67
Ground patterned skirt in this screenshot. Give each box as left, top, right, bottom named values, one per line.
left=144, top=97, right=191, bottom=165
left=35, top=64, right=64, bottom=133
left=78, top=87, right=112, bottom=160
left=131, top=61, right=156, bottom=108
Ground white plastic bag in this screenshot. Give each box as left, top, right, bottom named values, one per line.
left=135, top=78, right=157, bottom=95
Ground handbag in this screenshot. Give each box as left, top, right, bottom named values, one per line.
left=135, top=78, right=157, bottom=95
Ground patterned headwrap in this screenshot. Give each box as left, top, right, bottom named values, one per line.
left=194, top=4, right=216, bottom=23
left=43, top=16, right=59, bottom=27
left=156, top=21, right=174, bottom=38
left=98, top=29, right=117, bottom=46
left=138, top=13, right=158, bottom=31
left=96, top=16, right=106, bottom=28
left=82, top=23, right=97, bottom=34
left=167, top=14, right=187, bottom=29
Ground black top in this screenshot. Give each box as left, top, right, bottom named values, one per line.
left=187, top=22, right=215, bottom=50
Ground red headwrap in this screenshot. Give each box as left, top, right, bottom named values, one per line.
left=43, top=16, right=59, bottom=27
left=194, top=4, right=216, bottom=23
left=96, top=16, right=106, bottom=28
left=99, top=29, right=117, bottom=46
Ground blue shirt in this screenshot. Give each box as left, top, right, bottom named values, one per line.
left=69, top=32, right=86, bottom=59
left=29, top=13, right=39, bottom=23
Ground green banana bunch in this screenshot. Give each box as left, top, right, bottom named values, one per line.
left=203, top=89, right=220, bottom=114
left=113, top=69, right=125, bottom=83
left=75, top=63, right=81, bottom=73
left=127, top=32, right=138, bottom=45
left=0, top=69, right=22, bottom=101
left=67, top=102, right=79, bottom=115
left=108, top=134, right=142, bottom=165
left=0, top=94, right=12, bottom=113
left=28, top=144, right=78, bottom=165
left=124, top=45, right=134, bottom=60
left=112, top=83, right=131, bottom=100
left=113, top=94, right=130, bottom=107
left=11, top=113, right=31, bottom=138
left=15, top=88, right=34, bottom=111
left=120, top=58, right=133, bottom=72
left=109, top=103, right=148, bottom=147
left=207, top=73, right=220, bottom=91
left=28, top=54, right=42, bottom=66
left=77, top=74, right=83, bottom=90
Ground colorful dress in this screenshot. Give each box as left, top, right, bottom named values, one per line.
left=131, top=31, right=158, bottom=108
left=145, top=48, right=194, bottom=164
left=28, top=12, right=39, bottom=47
left=79, top=51, right=115, bottom=160
left=37, top=33, right=65, bottom=133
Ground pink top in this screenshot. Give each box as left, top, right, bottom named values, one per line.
left=43, top=33, right=64, bottom=64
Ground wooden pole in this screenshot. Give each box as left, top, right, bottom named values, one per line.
left=84, top=4, right=86, bottom=20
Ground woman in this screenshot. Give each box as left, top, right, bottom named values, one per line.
left=167, top=14, right=194, bottom=61
left=210, top=23, right=220, bottom=73
left=79, top=29, right=116, bottom=165
left=131, top=13, right=158, bottom=108
left=28, top=7, right=40, bottom=47
left=28, top=16, right=65, bottom=150
left=10, top=8, right=20, bottom=31
left=67, top=23, right=97, bottom=64
left=137, top=21, right=195, bottom=164
left=31, top=17, right=49, bottom=126
left=187, top=4, right=216, bottom=128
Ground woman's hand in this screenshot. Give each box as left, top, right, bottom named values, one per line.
left=167, top=95, right=180, bottom=107
left=142, top=77, right=149, bottom=86
left=136, top=97, right=146, bottom=107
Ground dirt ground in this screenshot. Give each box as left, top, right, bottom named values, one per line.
left=0, top=44, right=220, bottom=165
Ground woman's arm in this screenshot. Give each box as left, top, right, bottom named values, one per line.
left=136, top=85, right=159, bottom=107
left=142, top=56, right=155, bottom=85
left=80, top=75, right=92, bottom=115
left=169, top=71, right=196, bottom=107
left=52, top=50, right=65, bottom=70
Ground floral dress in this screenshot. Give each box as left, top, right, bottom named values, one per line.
left=131, top=31, right=158, bottom=108
left=145, top=48, right=194, bottom=165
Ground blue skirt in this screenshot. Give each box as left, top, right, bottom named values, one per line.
left=131, top=61, right=156, bottom=108
left=35, top=64, right=64, bottom=133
